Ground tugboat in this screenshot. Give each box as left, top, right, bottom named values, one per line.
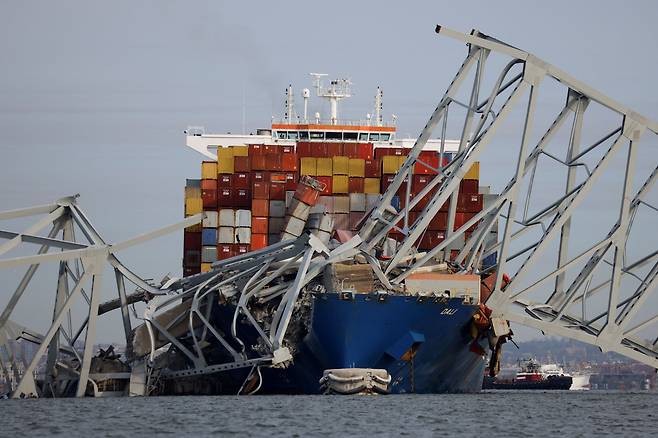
left=483, top=358, right=573, bottom=390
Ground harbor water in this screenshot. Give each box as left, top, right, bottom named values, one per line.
left=1, top=392, right=655, bottom=437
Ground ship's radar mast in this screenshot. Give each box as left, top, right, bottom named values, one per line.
left=310, top=73, right=352, bottom=125
left=284, top=85, right=296, bottom=123
left=374, top=86, right=383, bottom=127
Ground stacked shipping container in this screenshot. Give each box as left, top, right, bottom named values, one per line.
left=183, top=141, right=483, bottom=274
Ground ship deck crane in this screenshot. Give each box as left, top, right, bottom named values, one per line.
left=1, top=26, right=656, bottom=399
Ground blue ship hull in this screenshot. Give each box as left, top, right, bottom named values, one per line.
left=260, top=293, right=486, bottom=394
left=166, top=292, right=487, bottom=394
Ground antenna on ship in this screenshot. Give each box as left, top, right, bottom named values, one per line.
left=374, top=86, right=383, bottom=127
left=302, top=88, right=310, bottom=122
left=310, top=73, right=351, bottom=125
left=284, top=85, right=297, bottom=123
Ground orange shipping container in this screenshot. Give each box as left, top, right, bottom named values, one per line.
left=251, top=234, right=268, bottom=250
left=251, top=217, right=269, bottom=234
left=252, top=199, right=269, bottom=217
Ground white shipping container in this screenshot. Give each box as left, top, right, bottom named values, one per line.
left=287, top=198, right=311, bottom=221
left=311, top=229, right=332, bottom=244
left=234, top=227, right=251, bottom=244
left=333, top=196, right=350, bottom=214
left=318, top=212, right=334, bottom=233
left=219, top=209, right=235, bottom=227
left=317, top=196, right=334, bottom=213
left=269, top=200, right=286, bottom=218
left=366, top=194, right=380, bottom=211
left=268, top=217, right=286, bottom=234
left=234, top=209, right=252, bottom=228
left=284, top=215, right=306, bottom=237
left=201, top=246, right=218, bottom=263
left=202, top=211, right=218, bottom=228
left=349, top=193, right=366, bottom=212
left=281, top=231, right=297, bottom=242
left=218, top=226, right=234, bottom=244
left=285, top=190, right=295, bottom=208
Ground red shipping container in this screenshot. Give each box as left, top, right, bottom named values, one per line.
left=326, top=142, right=344, bottom=157
left=265, top=152, right=282, bottom=171
left=358, top=142, right=374, bottom=160
left=264, top=144, right=280, bottom=154
left=234, top=189, right=251, bottom=208
left=411, top=193, right=430, bottom=212
left=458, top=193, right=483, bottom=213
left=312, top=142, right=328, bottom=158
left=429, top=212, right=448, bottom=231
left=252, top=181, right=270, bottom=199
left=282, top=152, right=298, bottom=171
left=251, top=217, right=268, bottom=234
left=217, top=188, right=233, bottom=207
left=270, top=172, right=287, bottom=183
left=269, top=182, right=286, bottom=200
left=201, top=179, right=218, bottom=209
left=252, top=171, right=269, bottom=183
left=252, top=199, right=269, bottom=217
left=439, top=200, right=450, bottom=213
left=415, top=151, right=439, bottom=174
left=296, top=141, right=313, bottom=157
left=251, top=154, right=268, bottom=171
left=234, top=155, right=251, bottom=173
left=294, top=184, right=320, bottom=206
left=282, top=145, right=294, bottom=154
left=217, top=244, right=234, bottom=260
left=381, top=174, right=395, bottom=193
left=201, top=179, right=217, bottom=191
left=316, top=176, right=332, bottom=195
left=374, top=147, right=392, bottom=159
left=348, top=177, right=364, bottom=193
left=411, top=175, right=432, bottom=194
left=454, top=212, right=479, bottom=232
left=217, top=174, right=233, bottom=189
left=184, top=231, right=202, bottom=250
left=284, top=172, right=298, bottom=191
left=364, top=159, right=381, bottom=178
left=460, top=179, right=479, bottom=194
left=349, top=212, right=363, bottom=230
left=233, top=172, right=251, bottom=189
left=251, top=234, right=268, bottom=250
left=234, top=244, right=250, bottom=256
left=419, top=230, right=446, bottom=250
left=249, top=144, right=266, bottom=156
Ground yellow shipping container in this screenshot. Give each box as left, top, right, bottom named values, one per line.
left=382, top=156, right=401, bottom=174
left=300, top=157, right=317, bottom=175
left=316, top=157, right=333, bottom=176
left=465, top=161, right=480, bottom=180
left=185, top=198, right=203, bottom=215
left=201, top=263, right=212, bottom=273
left=333, top=175, right=349, bottom=194
left=364, top=178, right=380, bottom=194
left=185, top=187, right=201, bottom=199
left=217, top=148, right=235, bottom=174
left=332, top=156, right=349, bottom=175
left=201, top=161, right=218, bottom=180
left=231, top=145, right=249, bottom=156
left=348, top=158, right=365, bottom=177
left=398, top=155, right=410, bottom=173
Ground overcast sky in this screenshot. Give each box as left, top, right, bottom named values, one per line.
left=1, top=1, right=657, bottom=342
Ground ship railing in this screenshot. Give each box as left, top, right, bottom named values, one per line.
left=272, top=118, right=397, bottom=128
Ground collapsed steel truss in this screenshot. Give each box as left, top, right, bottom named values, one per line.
left=0, top=195, right=202, bottom=398
left=1, top=26, right=656, bottom=399
left=360, top=27, right=658, bottom=368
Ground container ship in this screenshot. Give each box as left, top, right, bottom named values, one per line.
left=165, top=76, right=505, bottom=394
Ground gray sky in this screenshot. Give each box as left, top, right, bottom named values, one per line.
left=1, top=1, right=657, bottom=342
